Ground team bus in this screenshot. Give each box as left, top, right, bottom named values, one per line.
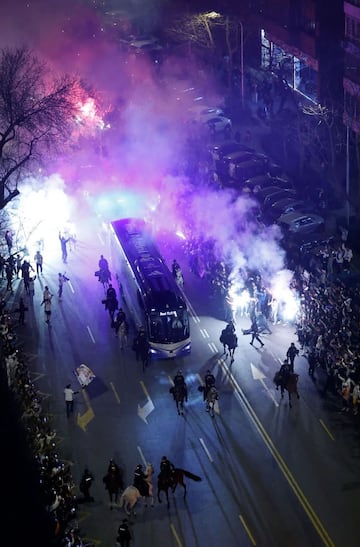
left=110, top=218, right=191, bottom=359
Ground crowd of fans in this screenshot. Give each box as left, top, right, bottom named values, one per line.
left=182, top=230, right=360, bottom=417
left=0, top=312, right=87, bottom=547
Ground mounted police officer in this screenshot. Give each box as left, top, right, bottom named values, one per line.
left=133, top=464, right=148, bottom=497
left=159, top=456, right=175, bottom=482
left=278, top=359, right=291, bottom=390
left=172, top=370, right=188, bottom=402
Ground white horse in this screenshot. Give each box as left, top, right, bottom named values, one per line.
left=119, top=464, right=154, bottom=515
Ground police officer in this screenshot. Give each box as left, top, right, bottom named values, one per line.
left=160, top=456, right=175, bottom=480
left=278, top=360, right=291, bottom=389
left=79, top=468, right=94, bottom=502
left=133, top=464, right=147, bottom=496
left=116, top=518, right=132, bottom=547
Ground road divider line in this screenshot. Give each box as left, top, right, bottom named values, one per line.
left=68, top=280, right=75, bottom=294
left=110, top=382, right=120, bottom=404
left=208, top=342, right=218, bottom=353
left=199, top=437, right=213, bottom=462
left=86, top=326, right=95, bottom=344
left=137, top=445, right=147, bottom=467
left=239, top=514, right=257, bottom=546
left=319, top=419, right=335, bottom=441
left=219, top=359, right=335, bottom=547
left=183, top=294, right=200, bottom=323
left=170, top=523, right=183, bottom=547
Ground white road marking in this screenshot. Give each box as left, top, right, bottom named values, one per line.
left=170, top=523, right=183, bottom=547
left=250, top=363, right=279, bottom=407
left=137, top=445, right=147, bottom=467
left=68, top=280, right=75, bottom=294
left=137, top=381, right=155, bottom=424
left=200, top=328, right=210, bottom=339
left=208, top=342, right=218, bottom=353
left=199, top=437, right=214, bottom=462
left=86, top=326, right=95, bottom=344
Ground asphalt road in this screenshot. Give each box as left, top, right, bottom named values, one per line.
left=14, top=211, right=360, bottom=547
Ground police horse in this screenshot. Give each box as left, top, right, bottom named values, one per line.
left=119, top=464, right=155, bottom=515
left=169, top=384, right=188, bottom=416
left=273, top=371, right=300, bottom=408
left=157, top=468, right=202, bottom=508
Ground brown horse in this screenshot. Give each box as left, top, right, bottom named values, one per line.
left=273, top=371, right=300, bottom=408
left=157, top=468, right=201, bottom=507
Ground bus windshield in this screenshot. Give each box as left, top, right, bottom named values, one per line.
left=149, top=309, right=189, bottom=344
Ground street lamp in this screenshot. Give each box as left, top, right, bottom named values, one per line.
left=204, top=11, right=244, bottom=107
left=239, top=20, right=244, bottom=108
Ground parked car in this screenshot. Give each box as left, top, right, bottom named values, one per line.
left=209, top=141, right=255, bottom=161
left=189, top=105, right=225, bottom=121
left=255, top=186, right=290, bottom=204
left=205, top=115, right=232, bottom=136
left=230, top=159, right=268, bottom=185
left=217, top=150, right=257, bottom=178
left=262, top=189, right=297, bottom=209
left=277, top=212, right=325, bottom=235
left=267, top=198, right=317, bottom=222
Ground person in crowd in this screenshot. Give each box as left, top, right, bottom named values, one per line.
left=15, top=254, right=22, bottom=278
left=340, top=377, right=352, bottom=413
left=249, top=318, right=264, bottom=347
left=34, top=250, right=43, bottom=275
left=132, top=326, right=150, bottom=368
left=15, top=297, right=27, bottom=325
left=118, top=317, right=129, bottom=350
left=21, top=260, right=34, bottom=293
left=5, top=230, right=13, bottom=254
left=5, top=261, right=13, bottom=293
left=203, top=369, right=216, bottom=401
left=59, top=232, right=70, bottom=263
left=28, top=275, right=36, bottom=301
left=286, top=342, right=300, bottom=372
left=0, top=254, right=5, bottom=279
left=41, top=287, right=53, bottom=324
left=58, top=272, right=69, bottom=300
left=64, top=384, right=79, bottom=417
left=99, top=254, right=109, bottom=271
left=79, top=468, right=95, bottom=502
left=114, top=308, right=126, bottom=337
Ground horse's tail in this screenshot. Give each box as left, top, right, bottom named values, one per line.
left=180, top=469, right=202, bottom=482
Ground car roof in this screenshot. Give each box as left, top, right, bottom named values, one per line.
left=211, top=142, right=254, bottom=154
left=278, top=211, right=324, bottom=223
left=206, top=115, right=230, bottom=122
left=223, top=150, right=254, bottom=161
left=271, top=198, right=304, bottom=209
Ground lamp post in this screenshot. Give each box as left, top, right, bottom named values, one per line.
left=204, top=11, right=244, bottom=107
left=239, top=20, right=244, bottom=108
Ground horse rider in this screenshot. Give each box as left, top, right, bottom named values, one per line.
left=133, top=464, right=148, bottom=496
left=159, top=456, right=175, bottom=481
left=173, top=370, right=188, bottom=400
left=204, top=370, right=216, bottom=401
left=277, top=359, right=291, bottom=390
left=99, top=254, right=109, bottom=271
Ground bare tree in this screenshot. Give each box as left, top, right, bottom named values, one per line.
left=0, top=47, right=81, bottom=209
